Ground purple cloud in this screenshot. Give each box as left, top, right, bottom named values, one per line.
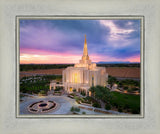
left=20, top=19, right=141, bottom=63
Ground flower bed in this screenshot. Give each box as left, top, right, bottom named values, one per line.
left=78, top=106, right=93, bottom=111
left=28, top=100, right=57, bottom=113
left=94, top=109, right=111, bottom=114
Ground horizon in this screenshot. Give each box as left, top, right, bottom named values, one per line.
left=20, top=19, right=141, bottom=64
left=20, top=62, right=140, bottom=65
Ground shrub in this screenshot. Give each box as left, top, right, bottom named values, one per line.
left=70, top=93, right=75, bottom=96
left=105, top=104, right=111, bottom=110
left=124, top=86, right=128, bottom=90
left=124, top=104, right=130, bottom=109
left=82, top=97, right=93, bottom=104
left=80, top=98, right=85, bottom=103
left=74, top=97, right=81, bottom=104
left=131, top=87, right=139, bottom=91
left=111, top=102, right=118, bottom=108
left=131, top=108, right=140, bottom=114
left=55, top=87, right=61, bottom=91
left=39, top=90, right=46, bottom=95
left=81, top=91, right=86, bottom=96
left=74, top=107, right=80, bottom=112
left=127, top=88, right=132, bottom=92
left=85, top=96, right=92, bottom=100
left=92, top=102, right=101, bottom=108
left=70, top=106, right=74, bottom=112
left=70, top=106, right=80, bottom=112
left=118, top=82, right=123, bottom=88
left=127, top=109, right=131, bottom=112
left=82, top=111, right=86, bottom=114
left=76, top=100, right=81, bottom=104
left=118, top=106, right=123, bottom=112
left=73, top=89, right=76, bottom=92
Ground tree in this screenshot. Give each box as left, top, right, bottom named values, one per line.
left=105, top=103, right=111, bottom=110
left=89, top=86, right=95, bottom=97
left=81, top=91, right=86, bottom=96
left=39, top=90, right=46, bottom=94
left=124, top=86, right=128, bottom=90
left=108, top=75, right=117, bottom=87
left=118, top=106, right=123, bottom=112
left=89, top=86, right=112, bottom=105
left=92, top=102, right=101, bottom=108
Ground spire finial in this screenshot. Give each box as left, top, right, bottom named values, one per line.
left=84, top=34, right=87, bottom=44
left=82, top=34, right=89, bottom=60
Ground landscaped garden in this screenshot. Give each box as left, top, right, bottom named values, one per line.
left=20, top=75, right=62, bottom=95
left=108, top=75, right=140, bottom=93
left=88, top=85, right=140, bottom=114
left=67, top=84, right=140, bottom=114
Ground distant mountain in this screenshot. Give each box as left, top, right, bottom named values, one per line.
left=97, top=61, right=140, bottom=64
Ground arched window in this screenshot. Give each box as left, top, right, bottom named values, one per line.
left=75, top=73, right=77, bottom=83
left=92, top=75, right=94, bottom=86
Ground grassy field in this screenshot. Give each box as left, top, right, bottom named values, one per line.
left=110, top=91, right=140, bottom=113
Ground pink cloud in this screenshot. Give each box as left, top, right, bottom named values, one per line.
left=20, top=50, right=140, bottom=64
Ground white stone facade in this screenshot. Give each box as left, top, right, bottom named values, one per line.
left=62, top=35, right=108, bottom=95
left=63, top=66, right=107, bottom=95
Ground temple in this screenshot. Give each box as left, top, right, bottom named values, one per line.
left=50, top=35, right=108, bottom=96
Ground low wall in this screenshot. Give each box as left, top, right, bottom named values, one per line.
left=78, top=106, right=93, bottom=111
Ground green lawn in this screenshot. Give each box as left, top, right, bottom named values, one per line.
left=110, top=91, right=140, bottom=114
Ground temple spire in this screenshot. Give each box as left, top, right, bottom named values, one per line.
left=82, top=35, right=89, bottom=60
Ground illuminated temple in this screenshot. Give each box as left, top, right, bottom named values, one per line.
left=50, top=35, right=108, bottom=96
left=61, top=35, right=108, bottom=96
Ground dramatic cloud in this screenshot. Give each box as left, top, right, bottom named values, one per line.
left=20, top=19, right=141, bottom=64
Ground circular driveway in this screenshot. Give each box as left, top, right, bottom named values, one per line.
left=20, top=95, right=77, bottom=115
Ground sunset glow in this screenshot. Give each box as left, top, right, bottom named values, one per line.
left=20, top=19, right=141, bottom=64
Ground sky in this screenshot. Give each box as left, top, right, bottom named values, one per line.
left=20, top=19, right=141, bottom=64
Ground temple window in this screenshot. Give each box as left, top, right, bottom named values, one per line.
left=92, top=75, right=94, bottom=86
left=74, top=73, right=77, bottom=83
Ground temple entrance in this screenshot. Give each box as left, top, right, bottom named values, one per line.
left=69, top=87, right=73, bottom=92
